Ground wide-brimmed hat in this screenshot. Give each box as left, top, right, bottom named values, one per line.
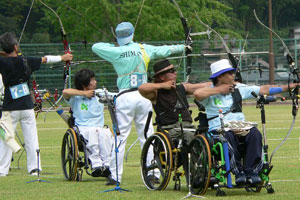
left=209, top=59, right=236, bottom=79
left=115, top=22, right=134, bottom=46
left=152, top=59, right=174, bottom=77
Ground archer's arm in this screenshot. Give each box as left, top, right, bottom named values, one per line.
left=138, top=81, right=175, bottom=104
left=63, top=88, right=95, bottom=100
left=193, top=84, right=234, bottom=101
left=184, top=82, right=211, bottom=95
left=259, top=83, right=300, bottom=95
left=41, top=53, right=73, bottom=64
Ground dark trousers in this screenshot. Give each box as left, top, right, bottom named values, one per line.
left=224, top=127, right=262, bottom=174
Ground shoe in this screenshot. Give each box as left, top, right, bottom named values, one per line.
left=247, top=172, right=262, bottom=185
left=91, top=167, right=102, bottom=177
left=235, top=171, right=247, bottom=185
left=101, top=166, right=111, bottom=177
left=30, top=169, right=40, bottom=176
left=0, top=173, right=7, bottom=177
left=105, top=174, right=120, bottom=186
left=147, top=175, right=160, bottom=185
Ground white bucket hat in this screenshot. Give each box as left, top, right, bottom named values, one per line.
left=209, top=59, right=236, bottom=79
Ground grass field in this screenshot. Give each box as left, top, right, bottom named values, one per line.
left=0, top=103, right=300, bottom=200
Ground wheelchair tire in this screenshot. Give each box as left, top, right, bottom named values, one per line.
left=189, top=134, right=211, bottom=195
left=61, top=128, right=79, bottom=181
left=141, top=132, right=173, bottom=190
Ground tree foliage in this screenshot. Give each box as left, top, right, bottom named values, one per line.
left=0, top=0, right=299, bottom=44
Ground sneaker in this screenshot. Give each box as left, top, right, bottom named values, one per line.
left=247, top=172, right=262, bottom=185
left=30, top=169, right=40, bottom=176
left=105, top=174, right=120, bottom=186
left=91, top=167, right=102, bottom=177
left=101, top=166, right=111, bottom=177
left=0, top=173, right=7, bottom=177
left=235, top=171, right=247, bottom=185
left=147, top=175, right=160, bottom=185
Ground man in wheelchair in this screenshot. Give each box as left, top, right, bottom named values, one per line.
left=62, top=69, right=113, bottom=181
left=193, top=59, right=299, bottom=186
left=139, top=59, right=210, bottom=186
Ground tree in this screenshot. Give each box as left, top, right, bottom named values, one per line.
left=38, top=0, right=239, bottom=43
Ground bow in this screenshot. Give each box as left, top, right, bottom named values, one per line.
left=39, top=0, right=71, bottom=104
left=171, top=0, right=192, bottom=82
left=194, top=12, right=243, bottom=83
left=253, top=9, right=299, bottom=164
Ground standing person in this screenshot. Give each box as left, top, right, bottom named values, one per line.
left=0, top=32, right=73, bottom=176
left=62, top=69, right=114, bottom=179
left=193, top=59, right=299, bottom=185
left=92, top=22, right=190, bottom=185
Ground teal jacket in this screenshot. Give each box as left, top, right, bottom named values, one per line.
left=92, top=41, right=184, bottom=90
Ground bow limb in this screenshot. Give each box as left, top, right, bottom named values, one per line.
left=253, top=9, right=299, bottom=164
left=253, top=9, right=299, bottom=111
left=39, top=0, right=70, bottom=104
left=194, top=11, right=243, bottom=83
left=171, top=0, right=192, bottom=82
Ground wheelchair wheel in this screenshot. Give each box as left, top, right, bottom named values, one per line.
left=141, top=132, right=173, bottom=190
left=61, top=128, right=79, bottom=181
left=189, top=134, right=211, bottom=195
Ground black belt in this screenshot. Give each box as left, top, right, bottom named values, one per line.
left=116, top=88, right=138, bottom=98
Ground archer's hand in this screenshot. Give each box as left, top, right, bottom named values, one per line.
left=217, top=84, right=235, bottom=94
left=160, top=80, right=176, bottom=90
left=84, top=90, right=95, bottom=98
left=61, top=53, right=73, bottom=62
left=185, top=45, right=192, bottom=52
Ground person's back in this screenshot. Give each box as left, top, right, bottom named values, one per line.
left=92, top=22, right=187, bottom=185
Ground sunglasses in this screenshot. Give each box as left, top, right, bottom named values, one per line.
left=163, top=68, right=177, bottom=74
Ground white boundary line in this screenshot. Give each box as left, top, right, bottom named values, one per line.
left=272, top=179, right=300, bottom=182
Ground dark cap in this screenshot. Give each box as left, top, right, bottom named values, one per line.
left=153, top=59, right=174, bottom=77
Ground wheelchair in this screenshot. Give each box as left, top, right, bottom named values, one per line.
left=61, top=125, right=92, bottom=181
left=61, top=89, right=115, bottom=181
left=190, top=102, right=275, bottom=196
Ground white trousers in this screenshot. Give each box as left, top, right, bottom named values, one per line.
left=0, top=112, right=14, bottom=175
left=110, top=90, right=154, bottom=182
left=78, top=126, right=113, bottom=169
left=10, top=109, right=41, bottom=173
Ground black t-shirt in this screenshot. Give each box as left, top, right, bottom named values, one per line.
left=153, top=84, right=192, bottom=126
left=0, top=56, right=41, bottom=111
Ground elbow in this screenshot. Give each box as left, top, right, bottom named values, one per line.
left=91, top=44, right=97, bottom=52
left=62, top=89, right=69, bottom=98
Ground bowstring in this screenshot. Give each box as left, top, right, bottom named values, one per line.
left=18, top=0, right=36, bottom=46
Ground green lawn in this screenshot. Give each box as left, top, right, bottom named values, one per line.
left=0, top=103, right=299, bottom=200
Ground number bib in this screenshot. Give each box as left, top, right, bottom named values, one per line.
left=130, top=73, right=146, bottom=88
left=9, top=82, right=30, bottom=99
